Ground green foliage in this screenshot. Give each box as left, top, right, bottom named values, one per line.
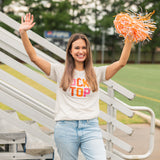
left=21, top=0, right=92, bottom=36
left=27, top=0, right=70, bottom=35
left=2, top=0, right=12, bottom=6
left=1, top=0, right=160, bottom=63
left=100, top=15, right=114, bottom=29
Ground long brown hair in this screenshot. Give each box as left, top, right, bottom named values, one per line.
left=60, top=33, right=98, bottom=92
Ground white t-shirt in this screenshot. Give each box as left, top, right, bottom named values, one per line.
left=48, top=63, right=107, bottom=121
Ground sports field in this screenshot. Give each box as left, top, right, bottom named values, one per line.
left=99, top=64, right=160, bottom=119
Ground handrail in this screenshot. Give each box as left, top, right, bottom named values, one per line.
left=103, top=80, right=135, bottom=100
left=99, top=111, right=133, bottom=135
left=99, top=88, right=134, bottom=117
left=113, top=106, right=155, bottom=159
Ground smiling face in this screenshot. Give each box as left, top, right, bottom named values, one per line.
left=70, top=39, right=87, bottom=66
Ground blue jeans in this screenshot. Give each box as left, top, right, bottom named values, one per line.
left=54, top=118, right=106, bottom=160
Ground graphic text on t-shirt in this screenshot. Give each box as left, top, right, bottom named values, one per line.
left=70, top=78, right=90, bottom=97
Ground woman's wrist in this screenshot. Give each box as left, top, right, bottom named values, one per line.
left=19, top=29, right=27, bottom=36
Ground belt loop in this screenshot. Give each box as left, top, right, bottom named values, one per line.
left=77, top=120, right=79, bottom=128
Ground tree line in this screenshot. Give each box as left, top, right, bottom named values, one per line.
left=1, top=0, right=160, bottom=63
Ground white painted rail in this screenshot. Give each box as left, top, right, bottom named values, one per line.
left=113, top=106, right=155, bottom=160
left=0, top=69, right=56, bottom=109
left=0, top=11, right=66, bottom=60
left=0, top=80, right=55, bottom=130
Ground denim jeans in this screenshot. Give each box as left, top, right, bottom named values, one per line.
left=54, top=118, right=106, bottom=160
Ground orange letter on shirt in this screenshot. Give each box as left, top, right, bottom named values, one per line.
left=70, top=87, right=76, bottom=96
left=82, top=79, right=89, bottom=87
left=77, top=88, right=83, bottom=97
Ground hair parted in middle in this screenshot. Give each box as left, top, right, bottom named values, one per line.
left=60, top=33, right=98, bottom=92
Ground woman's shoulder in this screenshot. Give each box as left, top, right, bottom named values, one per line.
left=50, top=62, right=64, bottom=71
left=94, top=65, right=107, bottom=83
left=94, top=65, right=107, bottom=73
left=47, top=62, right=64, bottom=81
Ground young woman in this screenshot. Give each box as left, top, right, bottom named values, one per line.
left=19, top=13, right=133, bottom=160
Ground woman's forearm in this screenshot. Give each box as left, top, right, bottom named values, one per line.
left=20, top=31, right=37, bottom=62
left=119, top=39, right=132, bottom=66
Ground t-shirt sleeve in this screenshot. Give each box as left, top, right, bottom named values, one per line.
left=47, top=62, right=63, bottom=82
left=95, top=65, right=107, bottom=83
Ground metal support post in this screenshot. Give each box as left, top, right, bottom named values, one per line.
left=106, top=86, right=115, bottom=159
left=101, top=30, right=105, bottom=64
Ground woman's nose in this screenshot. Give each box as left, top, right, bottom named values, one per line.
left=79, top=49, right=83, bottom=53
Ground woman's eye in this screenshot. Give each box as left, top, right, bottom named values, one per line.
left=74, top=46, right=86, bottom=49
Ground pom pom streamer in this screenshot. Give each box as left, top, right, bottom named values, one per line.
left=114, top=10, right=157, bottom=43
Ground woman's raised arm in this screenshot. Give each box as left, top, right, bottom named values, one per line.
left=19, top=13, right=51, bottom=76
left=105, top=36, right=133, bottom=80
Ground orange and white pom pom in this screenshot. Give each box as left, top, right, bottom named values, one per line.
left=114, top=10, right=157, bottom=43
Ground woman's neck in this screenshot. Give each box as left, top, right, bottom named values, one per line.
left=75, top=62, right=84, bottom=71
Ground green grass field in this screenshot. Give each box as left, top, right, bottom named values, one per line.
left=1, top=64, right=159, bottom=125
left=99, top=64, right=160, bottom=119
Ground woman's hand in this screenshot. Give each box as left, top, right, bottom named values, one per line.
left=125, top=29, right=134, bottom=43
left=19, top=13, right=35, bottom=34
